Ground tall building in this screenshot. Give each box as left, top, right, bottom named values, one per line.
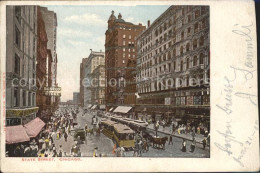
left=84, top=51, right=105, bottom=107
left=40, top=7, right=60, bottom=111
left=105, top=11, right=146, bottom=111
left=79, top=57, right=88, bottom=107
left=36, top=6, right=48, bottom=120
left=92, top=64, right=106, bottom=108
left=73, top=92, right=79, bottom=105
left=6, top=6, right=38, bottom=126
left=136, top=6, right=210, bottom=126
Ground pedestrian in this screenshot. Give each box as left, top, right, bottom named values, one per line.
left=202, top=138, right=207, bottom=150
left=112, top=143, right=117, bottom=155
left=120, top=147, right=125, bottom=157
left=56, top=131, right=60, bottom=140
left=58, top=150, right=62, bottom=157
left=138, top=140, right=143, bottom=156
left=64, top=132, right=68, bottom=142
left=168, top=135, right=173, bottom=145
left=93, top=147, right=98, bottom=157
left=181, top=139, right=186, bottom=152
left=133, top=142, right=138, bottom=157
left=190, top=138, right=196, bottom=153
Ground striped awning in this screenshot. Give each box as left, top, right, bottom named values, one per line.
left=6, top=125, right=30, bottom=144
left=24, top=117, right=45, bottom=138
left=99, top=105, right=106, bottom=109
left=91, top=105, right=97, bottom=109
left=113, top=106, right=132, bottom=114
left=88, top=105, right=93, bottom=109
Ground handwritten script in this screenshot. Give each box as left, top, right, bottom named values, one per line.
left=215, top=23, right=258, bottom=167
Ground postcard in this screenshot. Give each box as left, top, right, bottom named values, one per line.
left=0, top=0, right=259, bottom=172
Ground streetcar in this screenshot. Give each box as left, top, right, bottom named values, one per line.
left=113, top=123, right=135, bottom=149
left=100, top=120, right=118, bottom=138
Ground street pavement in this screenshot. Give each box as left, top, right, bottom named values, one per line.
left=54, top=107, right=209, bottom=157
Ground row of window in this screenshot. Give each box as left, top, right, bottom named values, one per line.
left=13, top=88, right=35, bottom=107
left=140, top=18, right=208, bottom=54
left=137, top=74, right=209, bottom=93
left=137, top=95, right=210, bottom=105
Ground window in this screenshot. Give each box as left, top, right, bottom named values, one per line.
left=123, top=41, right=125, bottom=45
left=163, top=54, right=166, bottom=61
left=133, top=49, right=135, bottom=52
left=15, top=26, right=20, bottom=47
left=181, top=31, right=184, bottom=40
left=187, top=27, right=191, bottom=35
left=194, top=23, right=199, bottom=32
left=15, top=54, right=20, bottom=75
left=123, top=48, right=125, bottom=52
left=23, top=91, right=26, bottom=106
left=173, top=61, right=176, bottom=70
left=14, top=87, right=19, bottom=107
left=123, top=35, right=126, bottom=38
left=173, top=48, right=176, bottom=57
left=193, top=39, right=197, bottom=49
left=168, top=41, right=172, bottom=48
left=193, top=56, right=198, bottom=66
left=200, top=53, right=204, bottom=64
left=180, top=46, right=183, bottom=55
left=32, top=93, right=35, bottom=106
left=201, top=6, right=206, bottom=15
left=199, top=36, right=204, bottom=46
left=123, top=60, right=125, bottom=64
left=188, top=15, right=192, bottom=22
left=128, top=54, right=131, bottom=58
left=186, top=58, right=190, bottom=69
left=186, top=43, right=190, bottom=52
left=15, top=6, right=21, bottom=23
left=195, top=9, right=200, bottom=19
left=180, top=61, right=183, bottom=71
left=168, top=63, right=171, bottom=72
left=129, top=35, right=131, bottom=39
left=167, top=52, right=171, bottom=60
left=28, top=92, right=31, bottom=106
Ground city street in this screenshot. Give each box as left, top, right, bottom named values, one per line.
left=53, top=107, right=209, bottom=157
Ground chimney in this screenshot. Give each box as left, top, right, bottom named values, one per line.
left=118, top=13, right=122, bottom=19
left=139, top=23, right=142, bottom=26
left=147, top=20, right=150, bottom=27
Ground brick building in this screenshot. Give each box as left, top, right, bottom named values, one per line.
left=105, top=11, right=145, bottom=112
left=136, top=6, right=210, bottom=127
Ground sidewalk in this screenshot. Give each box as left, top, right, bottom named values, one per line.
left=146, top=124, right=207, bottom=144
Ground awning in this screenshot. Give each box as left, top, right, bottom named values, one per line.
left=99, top=105, right=106, bottom=110
left=113, top=106, right=132, bottom=114
left=6, top=125, right=30, bottom=144
left=91, top=105, right=97, bottom=109
left=109, top=107, right=114, bottom=112
left=24, top=117, right=45, bottom=138
left=87, top=105, right=92, bottom=109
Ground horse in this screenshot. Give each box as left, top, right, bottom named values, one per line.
left=151, top=137, right=168, bottom=150
left=142, top=140, right=149, bottom=152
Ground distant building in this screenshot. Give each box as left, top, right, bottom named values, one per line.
left=73, top=92, right=79, bottom=105
left=105, top=11, right=146, bottom=111
left=6, top=6, right=38, bottom=126
left=136, top=6, right=210, bottom=125
left=40, top=7, right=60, bottom=111
left=79, top=57, right=88, bottom=107
left=92, top=65, right=106, bottom=108
left=84, top=51, right=105, bottom=107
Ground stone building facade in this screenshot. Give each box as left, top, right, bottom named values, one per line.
left=136, top=6, right=210, bottom=126
left=6, top=6, right=38, bottom=126
left=79, top=57, right=88, bottom=107
left=105, top=11, right=145, bottom=110
left=84, top=51, right=105, bottom=106
left=92, top=65, right=106, bottom=106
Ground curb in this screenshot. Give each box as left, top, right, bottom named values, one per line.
left=146, top=127, right=205, bottom=145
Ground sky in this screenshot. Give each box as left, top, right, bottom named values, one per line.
left=44, top=5, right=170, bottom=102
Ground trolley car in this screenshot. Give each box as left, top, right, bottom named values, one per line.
left=113, top=124, right=135, bottom=149
left=100, top=120, right=118, bottom=138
